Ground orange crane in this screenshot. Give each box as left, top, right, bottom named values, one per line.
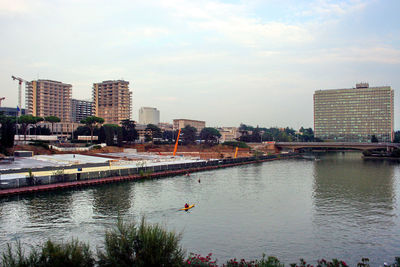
left=11, top=75, right=28, bottom=116
left=0, top=97, right=4, bottom=107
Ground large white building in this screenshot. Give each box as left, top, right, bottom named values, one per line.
left=139, top=107, right=160, bottom=125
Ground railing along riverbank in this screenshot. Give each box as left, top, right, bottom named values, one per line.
left=0, top=153, right=298, bottom=197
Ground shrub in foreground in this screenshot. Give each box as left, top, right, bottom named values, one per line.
left=2, top=239, right=94, bottom=267
left=97, top=217, right=184, bottom=267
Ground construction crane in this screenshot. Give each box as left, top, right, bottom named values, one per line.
left=11, top=75, right=28, bottom=116
left=0, top=97, right=5, bottom=107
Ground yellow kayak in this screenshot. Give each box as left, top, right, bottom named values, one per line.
left=180, top=204, right=195, bottom=211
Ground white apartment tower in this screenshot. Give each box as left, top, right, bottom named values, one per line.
left=139, top=107, right=160, bottom=125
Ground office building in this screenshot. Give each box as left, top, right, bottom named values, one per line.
left=25, top=79, right=72, bottom=122
left=0, top=107, right=26, bottom=117
left=173, top=119, right=206, bottom=132
left=139, top=107, right=160, bottom=125
left=314, top=83, right=394, bottom=142
left=71, top=99, right=93, bottom=123
left=93, top=80, right=132, bottom=124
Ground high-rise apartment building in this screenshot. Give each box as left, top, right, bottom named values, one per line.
left=71, top=99, right=93, bottom=123
left=314, top=83, right=394, bottom=142
left=139, top=107, right=160, bottom=125
left=93, top=80, right=132, bottom=124
left=25, top=79, right=72, bottom=122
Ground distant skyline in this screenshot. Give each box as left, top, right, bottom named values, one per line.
left=0, top=0, right=399, bottom=129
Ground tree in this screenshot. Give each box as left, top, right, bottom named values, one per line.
left=145, top=124, right=162, bottom=142
left=298, top=127, right=314, bottom=142
left=121, top=119, right=138, bottom=143
left=181, top=125, right=197, bottom=145
left=44, top=116, right=61, bottom=135
left=101, top=124, right=121, bottom=146
left=18, top=115, right=38, bottom=141
left=200, top=127, right=221, bottom=145
left=0, top=113, right=16, bottom=150
left=394, top=131, right=400, bottom=143
left=33, top=116, right=44, bottom=136
left=162, top=130, right=175, bottom=142
left=80, top=116, right=104, bottom=144
left=371, top=135, right=379, bottom=143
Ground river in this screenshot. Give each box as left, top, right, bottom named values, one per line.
left=0, top=152, right=399, bottom=266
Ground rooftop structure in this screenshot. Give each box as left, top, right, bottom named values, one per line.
left=25, top=79, right=72, bottom=122
left=93, top=80, right=132, bottom=125
left=139, top=107, right=160, bottom=125
left=314, top=83, right=394, bottom=142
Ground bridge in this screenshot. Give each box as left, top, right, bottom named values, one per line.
left=274, top=142, right=400, bottom=152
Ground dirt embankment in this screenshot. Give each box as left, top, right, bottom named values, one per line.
left=130, top=144, right=252, bottom=159
left=8, top=144, right=255, bottom=160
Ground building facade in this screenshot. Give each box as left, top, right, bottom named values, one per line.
left=314, top=83, right=394, bottom=142
left=93, top=80, right=132, bottom=125
left=217, top=127, right=241, bottom=142
left=25, top=80, right=72, bottom=122
left=138, top=107, right=160, bottom=125
left=173, top=119, right=206, bottom=132
left=0, top=107, right=26, bottom=117
left=71, top=99, right=93, bottom=123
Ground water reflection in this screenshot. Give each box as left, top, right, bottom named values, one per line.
left=312, top=152, right=396, bottom=262
left=92, top=183, right=133, bottom=216
left=25, top=193, right=73, bottom=224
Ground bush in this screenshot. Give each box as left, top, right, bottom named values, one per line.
left=184, top=253, right=217, bottom=266
left=98, top=218, right=184, bottom=267
left=222, top=141, right=249, bottom=148
left=29, top=140, right=49, bottom=149
left=2, top=239, right=94, bottom=267
left=224, top=254, right=283, bottom=267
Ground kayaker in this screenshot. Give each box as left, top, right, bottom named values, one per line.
left=185, top=203, right=189, bottom=209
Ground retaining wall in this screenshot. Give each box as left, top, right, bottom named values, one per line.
left=0, top=154, right=298, bottom=196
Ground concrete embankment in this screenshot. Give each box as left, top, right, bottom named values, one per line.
left=0, top=153, right=297, bottom=197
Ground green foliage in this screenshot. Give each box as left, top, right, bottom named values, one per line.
left=222, top=141, right=249, bottom=148
left=121, top=119, right=138, bottom=143
left=162, top=130, right=176, bottom=143
left=394, top=131, right=400, bottom=143
left=181, top=125, right=197, bottom=145
left=225, top=254, right=284, bottom=267
left=101, top=124, right=121, bottom=146
left=80, top=116, right=105, bottom=143
left=238, top=124, right=314, bottom=143
left=29, top=140, right=49, bottom=149
left=146, top=124, right=162, bottom=140
left=200, top=127, right=221, bottom=145
left=17, top=115, right=43, bottom=141
left=44, top=116, right=61, bottom=124
left=1, top=239, right=94, bottom=267
left=98, top=218, right=184, bottom=267
left=0, top=113, right=16, bottom=149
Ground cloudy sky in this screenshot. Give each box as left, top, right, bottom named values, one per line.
left=0, top=0, right=399, bottom=129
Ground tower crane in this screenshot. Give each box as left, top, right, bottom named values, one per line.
left=11, top=75, right=28, bottom=116
left=0, top=97, right=5, bottom=107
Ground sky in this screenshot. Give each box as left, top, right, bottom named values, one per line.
left=0, top=0, right=399, bottom=129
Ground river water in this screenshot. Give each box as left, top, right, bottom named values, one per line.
left=0, top=152, right=399, bottom=266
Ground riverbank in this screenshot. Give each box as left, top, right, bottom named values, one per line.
left=0, top=153, right=297, bottom=197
